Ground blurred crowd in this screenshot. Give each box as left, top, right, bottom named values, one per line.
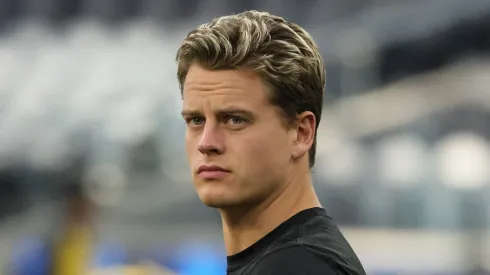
left=1, top=0, right=490, bottom=274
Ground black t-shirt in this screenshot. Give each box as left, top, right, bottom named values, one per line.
left=226, top=207, right=366, bottom=275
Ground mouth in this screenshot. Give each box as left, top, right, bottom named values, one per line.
left=197, top=165, right=230, bottom=174
left=196, top=165, right=231, bottom=180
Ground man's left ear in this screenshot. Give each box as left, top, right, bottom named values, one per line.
left=291, top=111, right=316, bottom=160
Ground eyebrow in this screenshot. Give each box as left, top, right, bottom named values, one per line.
left=181, top=106, right=255, bottom=118
left=181, top=109, right=201, bottom=118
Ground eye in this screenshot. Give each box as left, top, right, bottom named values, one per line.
left=226, top=116, right=246, bottom=125
left=187, top=117, right=205, bottom=126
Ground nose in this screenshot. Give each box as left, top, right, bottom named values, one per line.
left=198, top=123, right=225, bottom=155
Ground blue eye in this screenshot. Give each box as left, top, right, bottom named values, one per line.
left=227, top=116, right=245, bottom=125
left=188, top=117, right=205, bottom=126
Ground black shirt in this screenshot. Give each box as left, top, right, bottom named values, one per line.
left=226, top=207, right=366, bottom=275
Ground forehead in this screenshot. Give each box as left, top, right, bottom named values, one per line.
left=182, top=65, right=270, bottom=108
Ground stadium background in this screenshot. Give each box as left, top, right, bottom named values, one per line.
left=1, top=0, right=490, bottom=274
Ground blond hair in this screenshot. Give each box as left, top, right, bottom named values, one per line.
left=176, top=10, right=326, bottom=168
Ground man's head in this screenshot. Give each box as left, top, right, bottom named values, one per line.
left=176, top=11, right=326, bottom=208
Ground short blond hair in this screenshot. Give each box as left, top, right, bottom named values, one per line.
left=176, top=10, right=326, bottom=168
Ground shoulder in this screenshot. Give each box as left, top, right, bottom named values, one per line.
left=251, top=245, right=338, bottom=275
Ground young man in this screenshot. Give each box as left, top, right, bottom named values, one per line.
left=176, top=10, right=366, bottom=275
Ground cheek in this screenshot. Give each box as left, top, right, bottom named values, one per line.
left=239, top=130, right=291, bottom=170
left=185, top=132, right=198, bottom=160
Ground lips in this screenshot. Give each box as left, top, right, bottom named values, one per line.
left=196, top=165, right=231, bottom=180
left=197, top=165, right=230, bottom=174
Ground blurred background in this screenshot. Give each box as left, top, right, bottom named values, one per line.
left=1, top=0, right=490, bottom=274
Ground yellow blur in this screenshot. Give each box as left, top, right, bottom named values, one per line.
left=87, top=262, right=178, bottom=275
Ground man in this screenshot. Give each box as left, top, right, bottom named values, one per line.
left=176, top=10, right=366, bottom=275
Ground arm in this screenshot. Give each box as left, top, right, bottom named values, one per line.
left=251, top=246, right=337, bottom=275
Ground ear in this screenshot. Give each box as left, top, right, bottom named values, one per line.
left=291, top=111, right=316, bottom=160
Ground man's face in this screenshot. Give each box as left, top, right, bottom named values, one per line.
left=182, top=65, right=293, bottom=208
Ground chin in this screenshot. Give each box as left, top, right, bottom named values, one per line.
left=196, top=188, right=244, bottom=209
left=201, top=200, right=228, bottom=209
left=198, top=194, right=235, bottom=208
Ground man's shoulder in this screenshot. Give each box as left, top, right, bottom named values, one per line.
left=255, top=213, right=366, bottom=275
left=227, top=208, right=366, bottom=275
left=251, top=245, right=337, bottom=274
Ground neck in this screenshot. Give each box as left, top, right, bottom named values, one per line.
left=220, top=167, right=321, bottom=256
